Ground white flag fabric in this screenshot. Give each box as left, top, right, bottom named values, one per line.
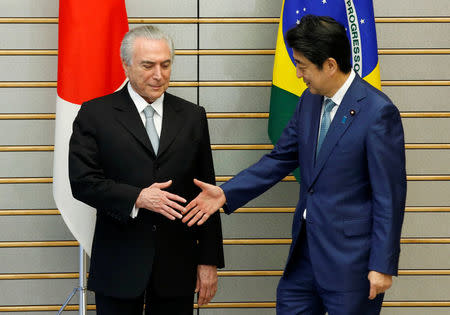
left=53, top=0, right=129, bottom=255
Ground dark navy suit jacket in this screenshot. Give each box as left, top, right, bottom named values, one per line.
left=222, top=74, right=406, bottom=292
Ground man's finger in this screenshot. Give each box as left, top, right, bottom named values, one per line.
left=151, top=180, right=172, bottom=189
left=183, top=199, right=197, bottom=214
left=162, top=204, right=182, bottom=219
left=197, top=213, right=210, bottom=226
left=159, top=206, right=176, bottom=220
left=193, top=178, right=208, bottom=190
left=167, top=199, right=185, bottom=213
left=368, top=284, right=377, bottom=300
left=187, top=210, right=204, bottom=227
left=164, top=191, right=187, bottom=204
left=182, top=206, right=200, bottom=224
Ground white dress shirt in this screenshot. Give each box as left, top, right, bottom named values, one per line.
left=304, top=69, right=356, bottom=219
left=127, top=83, right=164, bottom=218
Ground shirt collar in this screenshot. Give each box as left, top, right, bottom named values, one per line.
left=127, top=82, right=164, bottom=117
left=325, top=69, right=356, bottom=106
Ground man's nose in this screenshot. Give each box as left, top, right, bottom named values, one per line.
left=153, top=65, right=162, bottom=80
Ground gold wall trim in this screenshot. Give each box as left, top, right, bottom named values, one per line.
left=0, top=207, right=448, bottom=216
left=0, top=178, right=53, bottom=184
left=1, top=112, right=449, bottom=120
left=0, top=146, right=54, bottom=152
left=0, top=209, right=59, bottom=215
left=0, top=175, right=448, bottom=184
left=1, top=17, right=449, bottom=24
left=3, top=49, right=450, bottom=56
left=2, top=81, right=450, bottom=88
left=2, top=269, right=450, bottom=280
left=1, top=302, right=450, bottom=311
left=0, top=144, right=449, bottom=152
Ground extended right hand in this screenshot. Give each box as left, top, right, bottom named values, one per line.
left=182, top=179, right=226, bottom=226
left=136, top=180, right=186, bottom=220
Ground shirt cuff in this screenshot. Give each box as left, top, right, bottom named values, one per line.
left=130, top=204, right=139, bottom=218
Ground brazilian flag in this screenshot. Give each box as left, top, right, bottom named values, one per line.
left=268, top=0, right=381, bottom=181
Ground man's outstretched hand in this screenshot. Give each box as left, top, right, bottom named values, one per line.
left=182, top=179, right=226, bottom=226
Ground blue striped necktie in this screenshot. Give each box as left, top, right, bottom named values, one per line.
left=316, top=98, right=336, bottom=159
left=143, top=105, right=159, bottom=154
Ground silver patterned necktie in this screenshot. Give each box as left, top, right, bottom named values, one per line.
left=316, top=98, right=336, bottom=159
left=143, top=105, right=159, bottom=154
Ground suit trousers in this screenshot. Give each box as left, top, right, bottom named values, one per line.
left=95, top=291, right=194, bottom=315
left=276, top=221, right=384, bottom=315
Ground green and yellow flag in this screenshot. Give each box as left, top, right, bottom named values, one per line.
left=268, top=0, right=381, bottom=180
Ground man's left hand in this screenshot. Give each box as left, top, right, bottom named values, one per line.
left=368, top=270, right=392, bottom=300
left=196, top=264, right=218, bottom=306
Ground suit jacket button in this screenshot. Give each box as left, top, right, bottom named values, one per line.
left=152, top=225, right=157, bottom=232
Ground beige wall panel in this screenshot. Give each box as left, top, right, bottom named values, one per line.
left=200, top=24, right=277, bottom=49
left=209, top=119, right=270, bottom=144
left=0, top=216, right=73, bottom=241
left=386, top=276, right=450, bottom=300
left=0, top=120, right=54, bottom=145
left=0, top=279, right=95, bottom=305
left=223, top=244, right=450, bottom=271
left=0, top=56, right=57, bottom=81
left=406, top=181, right=450, bottom=206
left=200, top=87, right=271, bottom=112
left=221, top=213, right=292, bottom=238
left=0, top=247, right=79, bottom=273
left=0, top=152, right=53, bottom=177
left=402, top=118, right=450, bottom=143
left=166, top=87, right=197, bottom=104
left=0, top=55, right=197, bottom=81
left=215, top=277, right=278, bottom=302
left=1, top=0, right=58, bottom=17
left=374, top=0, right=450, bottom=17
left=401, top=213, right=450, bottom=237
left=200, top=0, right=282, bottom=17
left=405, top=150, right=450, bottom=175
left=200, top=55, right=274, bottom=81
left=224, top=244, right=290, bottom=270
left=381, top=309, right=450, bottom=315
left=379, top=55, right=450, bottom=80
left=205, top=309, right=450, bottom=315
left=202, top=310, right=275, bottom=315
left=128, top=24, right=198, bottom=49
left=0, top=184, right=55, bottom=209
left=125, top=0, right=197, bottom=17
left=0, top=87, right=194, bottom=114
left=0, top=88, right=56, bottom=113
left=376, top=23, right=450, bottom=49
left=0, top=24, right=57, bottom=49
left=383, top=86, right=450, bottom=112
left=213, top=149, right=450, bottom=176
left=0, top=24, right=197, bottom=50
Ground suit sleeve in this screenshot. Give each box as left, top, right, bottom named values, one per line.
left=194, top=107, right=225, bottom=268
left=366, top=103, right=407, bottom=276
left=220, top=99, right=301, bottom=213
left=69, top=104, right=141, bottom=223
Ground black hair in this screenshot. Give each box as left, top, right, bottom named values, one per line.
left=286, top=15, right=352, bottom=73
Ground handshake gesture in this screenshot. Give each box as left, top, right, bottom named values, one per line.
left=181, top=179, right=226, bottom=226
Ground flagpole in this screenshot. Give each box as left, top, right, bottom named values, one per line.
left=57, top=245, right=87, bottom=315
left=79, top=245, right=87, bottom=315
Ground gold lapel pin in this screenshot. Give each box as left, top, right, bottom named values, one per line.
left=350, top=110, right=356, bottom=116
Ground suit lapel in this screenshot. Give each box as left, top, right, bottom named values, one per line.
left=158, top=93, right=185, bottom=157
left=112, top=86, right=156, bottom=156
left=311, top=76, right=366, bottom=183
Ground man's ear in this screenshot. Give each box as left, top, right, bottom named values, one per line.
left=122, top=60, right=129, bottom=76
left=325, top=57, right=338, bottom=75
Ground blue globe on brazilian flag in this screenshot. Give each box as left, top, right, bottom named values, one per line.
left=269, top=0, right=381, bottom=181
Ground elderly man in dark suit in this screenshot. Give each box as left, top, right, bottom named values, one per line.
left=69, top=25, right=224, bottom=315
